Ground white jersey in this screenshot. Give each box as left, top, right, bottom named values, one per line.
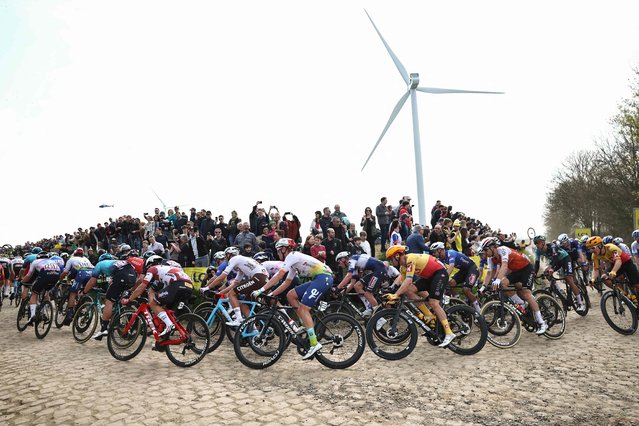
left=223, top=255, right=267, bottom=281
left=618, top=243, right=631, bottom=255
left=63, top=256, right=94, bottom=273
left=0, top=257, right=9, bottom=267
left=262, top=260, right=284, bottom=278
left=632, top=241, right=639, bottom=258
left=24, top=258, right=62, bottom=281
left=11, top=257, right=23, bottom=267
left=386, top=264, right=400, bottom=280
left=144, top=264, right=191, bottom=288
left=280, top=251, right=332, bottom=281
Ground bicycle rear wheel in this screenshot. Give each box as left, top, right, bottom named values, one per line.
left=16, top=299, right=30, bottom=332
left=537, top=294, right=566, bottom=339
left=34, top=301, right=53, bottom=339
left=365, top=308, right=417, bottom=360
left=72, top=302, right=99, bottom=343
left=107, top=310, right=147, bottom=361
left=233, top=314, right=286, bottom=369
left=444, top=304, right=487, bottom=355
left=600, top=291, right=638, bottom=335
left=165, top=313, right=211, bottom=367
left=314, top=312, right=365, bottom=369
left=195, top=306, right=226, bottom=353
left=480, top=301, right=521, bottom=349
left=54, top=294, right=68, bottom=329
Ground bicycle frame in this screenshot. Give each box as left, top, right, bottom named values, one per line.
left=386, top=297, right=444, bottom=343
left=204, top=294, right=259, bottom=327
left=123, top=303, right=188, bottom=347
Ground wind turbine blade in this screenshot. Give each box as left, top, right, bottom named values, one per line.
left=416, top=86, right=504, bottom=95
left=151, top=188, right=168, bottom=212
left=364, top=9, right=409, bottom=85
left=361, top=90, right=410, bottom=171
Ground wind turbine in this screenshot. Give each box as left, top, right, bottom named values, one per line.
left=361, top=10, right=504, bottom=226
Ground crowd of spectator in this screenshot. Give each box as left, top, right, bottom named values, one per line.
left=10, top=197, right=520, bottom=268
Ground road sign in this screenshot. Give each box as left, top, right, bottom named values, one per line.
left=575, top=228, right=591, bottom=239
left=634, top=208, right=639, bottom=230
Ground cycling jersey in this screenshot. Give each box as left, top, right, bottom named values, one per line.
left=50, top=255, right=65, bottom=270
left=92, top=259, right=135, bottom=278
left=488, top=246, right=530, bottom=272
left=632, top=241, right=639, bottom=258
left=262, top=260, right=284, bottom=278
left=0, top=257, right=10, bottom=278
left=592, top=244, right=631, bottom=269
left=144, top=265, right=192, bottom=290
left=280, top=251, right=332, bottom=281
left=535, top=243, right=569, bottom=271
left=402, top=254, right=445, bottom=281
left=618, top=243, right=631, bottom=255
left=560, top=239, right=582, bottom=262
left=127, top=257, right=144, bottom=274
left=346, top=254, right=386, bottom=279
left=63, top=256, right=94, bottom=279
left=222, top=255, right=267, bottom=281
left=444, top=250, right=475, bottom=271
left=10, top=257, right=23, bottom=276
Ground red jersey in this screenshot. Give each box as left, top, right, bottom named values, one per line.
left=127, top=257, right=144, bottom=275
left=489, top=246, right=530, bottom=272
left=144, top=265, right=192, bottom=289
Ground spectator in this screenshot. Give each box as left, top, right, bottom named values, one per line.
left=249, top=202, right=269, bottom=235
left=310, top=210, right=322, bottom=236
left=241, top=242, right=254, bottom=257
left=207, top=227, right=228, bottom=255
left=389, top=219, right=402, bottom=246
left=398, top=201, right=412, bottom=241
left=148, top=234, right=166, bottom=256
left=175, top=212, right=188, bottom=231
left=322, top=228, right=343, bottom=273
left=141, top=239, right=149, bottom=254
left=310, top=234, right=327, bottom=262
left=234, top=222, right=259, bottom=252
left=406, top=225, right=429, bottom=254
left=216, top=215, right=228, bottom=240
left=429, top=224, right=447, bottom=245
left=359, top=232, right=371, bottom=256
left=376, top=197, right=391, bottom=251
left=330, top=216, right=347, bottom=246
left=360, top=206, right=377, bottom=257
left=227, top=210, right=241, bottom=246
left=257, top=223, right=275, bottom=251
left=188, top=228, right=209, bottom=267
left=319, top=207, right=332, bottom=235
left=331, top=204, right=348, bottom=222
left=189, top=207, right=196, bottom=223
left=350, top=236, right=365, bottom=255
left=177, top=234, right=195, bottom=267
left=154, top=228, right=169, bottom=250
left=87, top=247, right=99, bottom=265
left=199, top=211, right=216, bottom=237
left=302, top=234, right=314, bottom=256
left=283, top=212, right=301, bottom=244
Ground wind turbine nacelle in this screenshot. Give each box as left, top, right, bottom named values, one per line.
left=409, top=73, right=419, bottom=89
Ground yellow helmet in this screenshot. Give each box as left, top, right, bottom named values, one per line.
left=586, top=236, right=603, bottom=248
left=386, top=245, right=407, bottom=259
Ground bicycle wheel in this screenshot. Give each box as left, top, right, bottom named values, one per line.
left=34, top=301, right=53, bottom=339
left=233, top=314, right=286, bottom=369
left=480, top=301, right=521, bottom=349
left=600, top=291, right=638, bottom=335
left=54, top=293, right=68, bottom=329
left=571, top=287, right=589, bottom=317
left=72, top=302, right=99, bottom=344
left=16, top=299, right=30, bottom=332
left=314, top=312, right=365, bottom=369
left=195, top=306, right=226, bottom=353
left=165, top=313, right=211, bottom=368
left=537, top=294, right=566, bottom=339
left=365, top=308, right=417, bottom=360
left=443, top=304, right=487, bottom=355
left=324, top=300, right=358, bottom=318
left=107, top=310, right=147, bottom=361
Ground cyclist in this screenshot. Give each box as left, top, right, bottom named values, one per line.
left=9, top=254, right=23, bottom=301
left=123, top=255, right=193, bottom=338
left=480, top=237, right=548, bottom=334
left=23, top=252, right=63, bottom=325
left=631, top=230, right=639, bottom=265
left=336, top=251, right=402, bottom=314
left=59, top=248, right=94, bottom=326
left=430, top=242, right=482, bottom=314
left=586, top=236, right=639, bottom=303
left=19, top=247, right=42, bottom=302
left=200, top=246, right=268, bottom=327
left=0, top=254, right=10, bottom=301
left=253, top=238, right=333, bottom=359
left=384, top=245, right=457, bottom=347
left=82, top=253, right=138, bottom=340
left=613, top=237, right=631, bottom=255
left=534, top=235, right=586, bottom=312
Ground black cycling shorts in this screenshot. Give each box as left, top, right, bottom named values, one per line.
left=506, top=264, right=535, bottom=290
left=557, top=256, right=574, bottom=276
left=414, top=269, right=449, bottom=300
left=105, top=263, right=137, bottom=303
left=359, top=272, right=389, bottom=294
left=156, top=281, right=194, bottom=309
left=619, top=261, right=639, bottom=286
left=32, top=271, right=60, bottom=294
left=451, top=264, right=480, bottom=289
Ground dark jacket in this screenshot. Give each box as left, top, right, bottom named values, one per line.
left=406, top=232, right=429, bottom=254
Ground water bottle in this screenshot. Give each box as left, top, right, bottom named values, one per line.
left=442, top=295, right=450, bottom=305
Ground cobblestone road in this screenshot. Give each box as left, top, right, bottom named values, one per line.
left=1, top=289, right=638, bottom=425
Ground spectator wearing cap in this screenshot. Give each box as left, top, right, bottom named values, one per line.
left=376, top=197, right=391, bottom=251
left=406, top=224, right=429, bottom=254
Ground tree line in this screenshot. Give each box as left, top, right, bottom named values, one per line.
left=544, top=68, right=639, bottom=240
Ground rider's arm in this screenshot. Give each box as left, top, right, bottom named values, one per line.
left=128, top=280, right=149, bottom=301
left=203, top=272, right=227, bottom=291
left=270, top=276, right=294, bottom=297
left=262, top=269, right=287, bottom=293
left=336, top=272, right=353, bottom=289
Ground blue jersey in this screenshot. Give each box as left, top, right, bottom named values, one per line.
left=444, top=250, right=476, bottom=270
left=215, top=261, right=237, bottom=280
left=50, top=255, right=65, bottom=272
left=560, top=239, right=581, bottom=262
left=346, top=255, right=385, bottom=279
left=91, top=259, right=130, bottom=278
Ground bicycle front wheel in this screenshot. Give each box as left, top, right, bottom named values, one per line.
left=72, top=302, right=99, bottom=344
left=107, top=310, right=147, bottom=361
left=165, top=313, right=211, bottom=368
left=16, top=299, right=30, bottom=332
left=480, top=301, right=521, bottom=349
left=54, top=295, right=68, bottom=329
left=537, top=294, right=566, bottom=339
left=600, top=291, right=638, bottom=335
left=34, top=301, right=53, bottom=339
left=365, top=308, right=417, bottom=361
left=444, top=304, right=487, bottom=355
left=314, top=312, right=365, bottom=369
left=233, top=314, right=286, bottom=369
left=195, top=306, right=226, bottom=353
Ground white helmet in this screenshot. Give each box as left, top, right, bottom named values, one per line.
left=224, top=246, right=240, bottom=258
left=557, top=233, right=569, bottom=244
left=335, top=251, right=350, bottom=262
left=145, top=255, right=163, bottom=270
left=213, top=251, right=225, bottom=260
left=579, top=235, right=589, bottom=244
left=613, top=237, right=623, bottom=245
left=479, top=237, right=499, bottom=254
left=275, top=238, right=296, bottom=250
left=430, top=242, right=445, bottom=252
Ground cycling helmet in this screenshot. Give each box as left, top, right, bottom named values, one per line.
left=613, top=237, right=623, bottom=245
left=73, top=248, right=84, bottom=257
left=275, top=238, right=296, bottom=250
left=585, top=236, right=603, bottom=248
left=143, top=250, right=156, bottom=259
left=533, top=235, right=546, bottom=244
left=119, top=244, right=131, bottom=252
left=213, top=251, right=225, bottom=261
left=253, top=252, right=269, bottom=263
left=145, top=255, right=163, bottom=269
left=580, top=235, right=589, bottom=244
left=557, top=233, right=569, bottom=244
left=335, top=251, right=350, bottom=262
left=206, top=265, right=217, bottom=276
left=60, top=252, right=69, bottom=260
left=224, top=246, right=240, bottom=258
left=129, top=249, right=139, bottom=257
left=633, top=230, right=639, bottom=240
left=97, top=249, right=106, bottom=256
left=602, top=235, right=613, bottom=245
left=479, top=237, right=500, bottom=253
left=386, top=245, right=407, bottom=259
left=37, top=252, right=50, bottom=259
left=32, top=247, right=42, bottom=254
left=429, top=242, right=445, bottom=252
left=162, top=259, right=181, bottom=268
left=98, top=253, right=113, bottom=262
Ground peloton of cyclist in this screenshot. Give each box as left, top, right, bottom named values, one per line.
left=59, top=248, right=95, bottom=325
left=253, top=238, right=333, bottom=359
left=430, top=242, right=482, bottom=314
left=480, top=237, right=548, bottom=334
left=533, top=235, right=586, bottom=313
left=384, top=245, right=457, bottom=347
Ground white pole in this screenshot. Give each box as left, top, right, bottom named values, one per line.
left=410, top=88, right=426, bottom=226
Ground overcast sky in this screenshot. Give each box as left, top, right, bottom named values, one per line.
left=1, top=1, right=638, bottom=245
